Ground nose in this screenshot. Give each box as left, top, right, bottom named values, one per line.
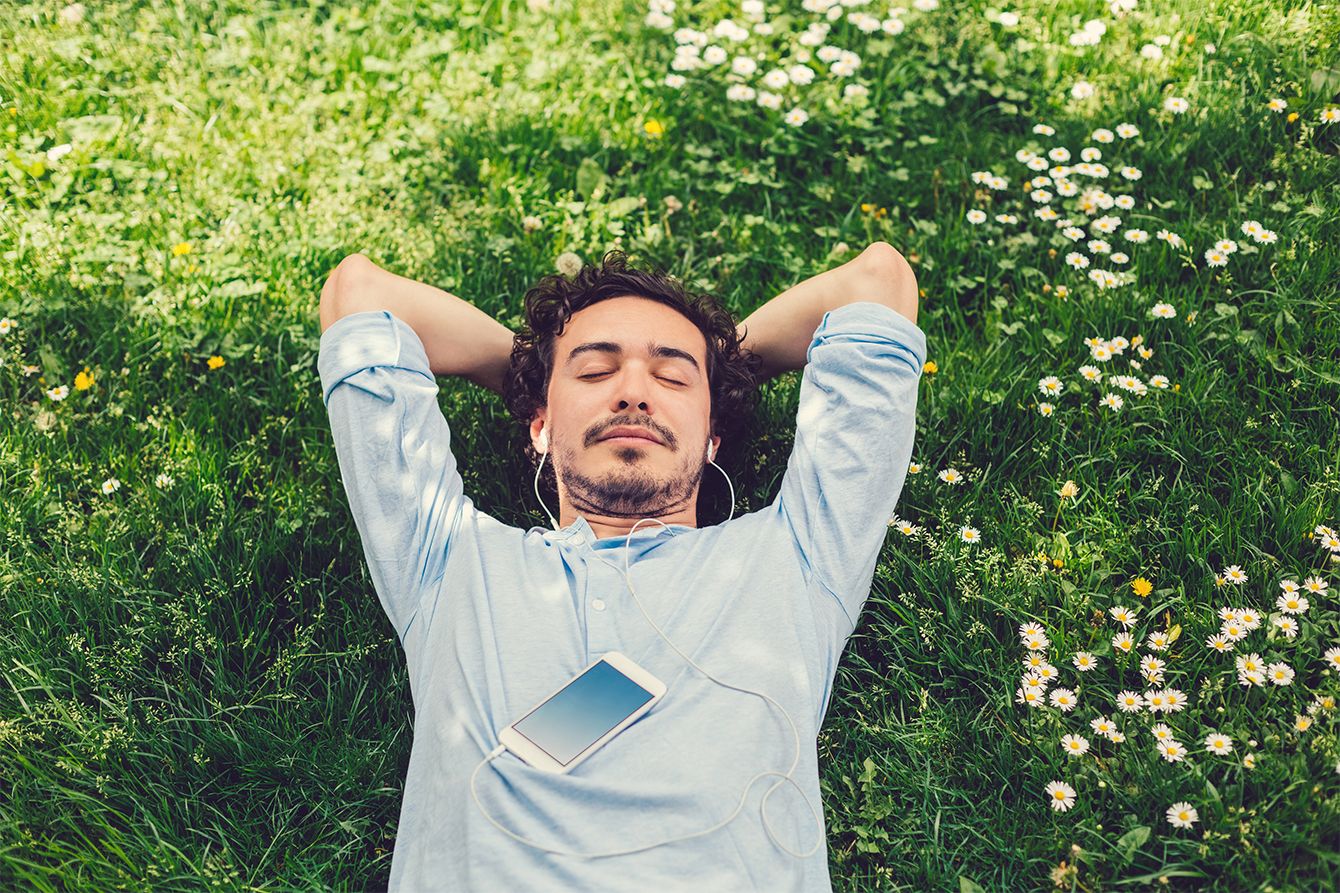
left=604, top=371, right=666, bottom=444
left=610, top=369, right=652, bottom=414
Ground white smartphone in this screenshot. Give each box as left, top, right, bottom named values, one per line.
left=498, top=652, right=667, bottom=775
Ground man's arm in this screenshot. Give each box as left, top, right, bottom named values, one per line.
left=736, top=241, right=919, bottom=384
left=320, top=254, right=516, bottom=396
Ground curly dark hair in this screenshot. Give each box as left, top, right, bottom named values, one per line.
left=503, top=249, right=764, bottom=488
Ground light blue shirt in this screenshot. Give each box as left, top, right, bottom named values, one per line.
left=318, top=301, right=926, bottom=891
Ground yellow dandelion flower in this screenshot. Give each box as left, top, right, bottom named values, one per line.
left=1052, top=558, right=1064, bottom=568
left=923, top=360, right=938, bottom=374
left=1131, top=577, right=1153, bottom=598
left=207, top=355, right=226, bottom=370
left=861, top=202, right=876, bottom=213
left=171, top=242, right=192, bottom=256
left=643, top=119, right=664, bottom=137
left=74, top=367, right=95, bottom=391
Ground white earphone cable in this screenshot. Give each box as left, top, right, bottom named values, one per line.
left=467, top=434, right=824, bottom=859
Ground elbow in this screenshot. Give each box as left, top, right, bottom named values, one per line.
left=858, top=242, right=919, bottom=326
left=319, top=254, right=378, bottom=333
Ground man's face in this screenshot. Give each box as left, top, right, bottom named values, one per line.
left=530, top=296, right=720, bottom=521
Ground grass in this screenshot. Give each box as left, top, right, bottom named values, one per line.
left=2, top=0, right=1339, bottom=889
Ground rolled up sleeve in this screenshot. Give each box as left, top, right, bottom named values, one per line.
left=773, top=301, right=926, bottom=636
left=318, top=310, right=465, bottom=643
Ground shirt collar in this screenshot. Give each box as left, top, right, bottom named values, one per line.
left=551, top=514, right=694, bottom=549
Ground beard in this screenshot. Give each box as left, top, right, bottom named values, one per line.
left=558, top=439, right=705, bottom=519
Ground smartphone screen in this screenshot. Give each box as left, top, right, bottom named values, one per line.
left=511, top=659, right=656, bottom=766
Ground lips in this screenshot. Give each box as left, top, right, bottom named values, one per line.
left=600, top=426, right=662, bottom=445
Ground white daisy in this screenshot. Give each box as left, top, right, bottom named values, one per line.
left=1049, top=687, right=1078, bottom=712
left=1166, top=801, right=1198, bottom=828
left=1273, top=616, right=1299, bottom=639
left=1109, top=605, right=1138, bottom=628
left=1045, top=780, right=1076, bottom=811
left=1115, top=690, right=1143, bottom=713
left=1061, top=733, right=1090, bottom=757
left=1072, top=652, right=1099, bottom=671
left=1158, top=740, right=1188, bottom=762
left=1017, top=687, right=1045, bottom=707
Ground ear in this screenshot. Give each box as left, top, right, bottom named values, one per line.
left=530, top=411, right=547, bottom=451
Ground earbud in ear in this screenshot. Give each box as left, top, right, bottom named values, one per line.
left=706, top=438, right=715, bottom=462
left=538, top=429, right=549, bottom=454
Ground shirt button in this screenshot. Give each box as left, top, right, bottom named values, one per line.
left=591, top=598, right=607, bottom=612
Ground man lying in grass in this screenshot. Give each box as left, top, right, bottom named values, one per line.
left=317, top=242, right=923, bottom=891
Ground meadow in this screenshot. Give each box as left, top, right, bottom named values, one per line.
left=2, top=0, right=1339, bottom=889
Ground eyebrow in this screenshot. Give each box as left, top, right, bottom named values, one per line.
left=564, top=341, right=701, bottom=375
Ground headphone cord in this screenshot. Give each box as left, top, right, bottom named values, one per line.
left=463, top=446, right=824, bottom=859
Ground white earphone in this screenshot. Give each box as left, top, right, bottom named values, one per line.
left=474, top=424, right=821, bottom=860
left=538, top=428, right=715, bottom=462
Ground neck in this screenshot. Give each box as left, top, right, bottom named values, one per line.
left=564, top=505, right=698, bottom=541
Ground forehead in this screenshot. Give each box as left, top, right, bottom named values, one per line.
left=556, top=296, right=706, bottom=365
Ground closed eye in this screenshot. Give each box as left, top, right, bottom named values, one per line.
left=579, top=372, right=686, bottom=386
